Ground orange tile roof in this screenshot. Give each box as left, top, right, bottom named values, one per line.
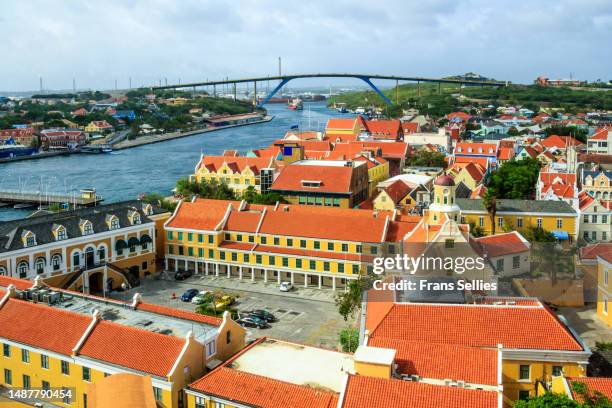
left=225, top=209, right=263, bottom=233
left=454, top=142, right=498, bottom=156
left=446, top=112, right=471, bottom=122
left=0, top=299, right=91, bottom=355
left=166, top=199, right=235, bottom=231
left=473, top=231, right=529, bottom=257
left=0, top=276, right=32, bottom=290
left=579, top=242, right=612, bottom=262
left=591, top=127, right=610, bottom=141
left=402, top=122, right=419, bottom=134
left=340, top=374, right=497, bottom=408
left=498, top=147, right=515, bottom=160
left=190, top=366, right=338, bottom=408
left=79, top=320, right=185, bottom=377
left=453, top=156, right=490, bottom=168
left=470, top=184, right=487, bottom=199
left=368, top=338, right=498, bottom=385
left=326, top=118, right=357, bottom=131
left=368, top=303, right=583, bottom=351
left=326, top=132, right=360, bottom=142
left=364, top=120, right=401, bottom=138
left=271, top=163, right=354, bottom=193
left=381, top=180, right=412, bottom=204
left=136, top=302, right=221, bottom=326
left=567, top=377, right=612, bottom=402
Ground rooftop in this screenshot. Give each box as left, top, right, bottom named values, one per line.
left=456, top=198, right=576, bottom=214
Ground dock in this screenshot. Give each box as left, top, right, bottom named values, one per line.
left=0, top=188, right=103, bottom=208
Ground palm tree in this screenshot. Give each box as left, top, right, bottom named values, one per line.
left=483, top=189, right=498, bottom=235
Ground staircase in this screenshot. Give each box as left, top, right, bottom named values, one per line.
left=62, top=267, right=86, bottom=290
left=106, top=262, right=140, bottom=288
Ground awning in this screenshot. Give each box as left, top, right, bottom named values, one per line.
left=551, top=231, right=569, bottom=240
left=115, top=240, right=128, bottom=250
left=128, top=237, right=141, bottom=247
left=140, top=234, right=152, bottom=245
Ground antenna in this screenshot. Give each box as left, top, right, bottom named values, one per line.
left=39, top=77, right=43, bottom=94
left=73, top=78, right=76, bottom=93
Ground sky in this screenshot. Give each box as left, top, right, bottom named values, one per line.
left=1, top=0, right=611, bottom=92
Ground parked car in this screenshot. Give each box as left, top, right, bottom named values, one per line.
left=180, top=288, right=199, bottom=302
left=175, top=270, right=193, bottom=281
left=214, top=295, right=235, bottom=310
left=279, top=282, right=293, bottom=292
left=249, top=309, right=276, bottom=323
left=237, top=315, right=270, bottom=329
left=191, top=290, right=212, bottom=304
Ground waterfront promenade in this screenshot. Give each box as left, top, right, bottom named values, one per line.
left=112, top=115, right=274, bottom=150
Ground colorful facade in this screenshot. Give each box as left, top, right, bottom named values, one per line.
left=596, top=253, right=611, bottom=327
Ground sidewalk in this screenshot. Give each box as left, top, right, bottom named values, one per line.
left=158, top=271, right=338, bottom=304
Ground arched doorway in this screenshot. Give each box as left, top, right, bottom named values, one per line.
left=89, top=272, right=104, bottom=294
left=84, top=247, right=95, bottom=269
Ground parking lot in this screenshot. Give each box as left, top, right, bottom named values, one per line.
left=109, top=273, right=358, bottom=348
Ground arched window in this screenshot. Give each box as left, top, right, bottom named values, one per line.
left=0, top=266, right=6, bottom=276
left=17, top=261, right=29, bottom=279
left=51, top=254, right=62, bottom=271
left=35, top=257, right=46, bottom=275
left=97, top=245, right=106, bottom=262
left=84, top=247, right=95, bottom=269
left=72, top=251, right=82, bottom=269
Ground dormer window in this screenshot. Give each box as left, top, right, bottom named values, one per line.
left=106, top=214, right=120, bottom=230
left=467, top=147, right=472, bottom=153
left=143, top=204, right=153, bottom=216
left=54, top=225, right=67, bottom=241
left=129, top=211, right=141, bottom=225
left=80, top=220, right=94, bottom=236
left=22, top=230, right=36, bottom=247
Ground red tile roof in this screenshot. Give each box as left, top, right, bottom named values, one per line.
left=470, top=184, right=487, bottom=199
left=166, top=199, right=236, bottom=231
left=0, top=299, right=91, bottom=356
left=568, top=377, right=612, bottom=402
left=342, top=141, right=409, bottom=159
left=368, top=338, right=498, bottom=385
left=473, top=231, right=529, bottom=257
left=364, top=120, right=401, bottom=139
left=380, top=180, right=412, bottom=204
left=446, top=112, right=471, bottom=122
left=540, top=135, right=582, bottom=149
left=326, top=118, right=358, bottom=131
left=498, top=147, right=515, bottom=160
left=368, top=303, right=583, bottom=351
left=197, top=156, right=274, bottom=175
left=453, top=156, right=491, bottom=168
left=455, top=142, right=498, bottom=156
left=401, top=122, right=419, bottom=134
left=340, top=375, right=497, bottom=408
left=79, top=320, right=185, bottom=377
left=591, top=127, right=611, bottom=141
left=271, top=163, right=355, bottom=193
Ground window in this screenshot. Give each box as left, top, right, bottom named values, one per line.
left=208, top=235, right=214, bottom=244
left=83, top=366, right=91, bottom=381
left=2, top=343, right=9, bottom=357
left=61, top=360, right=70, bottom=375
left=23, top=374, right=30, bottom=389
left=519, top=365, right=530, bottom=380
left=178, top=232, right=184, bottom=240
left=552, top=366, right=562, bottom=376
left=243, top=254, right=250, bottom=263
left=195, top=396, right=206, bottom=408
left=352, top=264, right=359, bottom=274
left=592, top=215, right=598, bottom=223
left=26, top=235, right=36, bottom=247
left=62, top=387, right=72, bottom=404
left=314, top=241, right=320, bottom=250
left=296, top=259, right=302, bottom=269
left=356, top=245, right=362, bottom=254
left=219, top=251, right=225, bottom=260
left=188, top=247, right=194, bottom=256
left=132, top=214, right=141, bottom=225
left=4, top=369, right=11, bottom=385
left=274, top=237, right=280, bottom=246
left=497, top=217, right=503, bottom=227
left=519, top=390, right=530, bottom=400
left=178, top=246, right=184, bottom=256
left=261, top=236, right=267, bottom=244
left=323, top=262, right=330, bottom=271
left=309, top=260, right=316, bottom=270
left=188, top=233, right=193, bottom=241
left=601, top=214, right=608, bottom=224
left=42, top=380, right=50, bottom=390
left=83, top=222, right=94, bottom=235
left=496, top=259, right=504, bottom=271
left=327, top=242, right=334, bottom=251
left=248, top=235, right=254, bottom=243
left=517, top=218, right=523, bottom=228
left=18, top=261, right=29, bottom=279
left=592, top=231, right=597, bottom=240
left=237, top=234, right=243, bottom=242
left=584, top=231, right=589, bottom=240
left=153, top=387, right=163, bottom=402
left=604, top=231, right=608, bottom=241
left=83, top=393, right=88, bottom=408
left=231, top=252, right=237, bottom=262
left=338, top=264, right=344, bottom=273
left=198, top=248, right=203, bottom=257
left=445, top=239, right=454, bottom=249
left=198, top=234, right=203, bottom=243
left=282, top=258, right=288, bottom=267
left=536, top=218, right=542, bottom=228
left=460, top=216, right=466, bottom=224
left=269, top=256, right=275, bottom=266
left=110, top=218, right=120, bottom=230
left=342, top=243, right=349, bottom=252
left=583, top=215, right=589, bottom=223
left=512, top=255, right=520, bottom=269
left=226, top=330, right=231, bottom=344
left=206, top=340, right=216, bottom=358
left=333, top=198, right=340, bottom=207
left=556, top=219, right=563, bottom=229
left=479, top=217, right=484, bottom=227
left=299, top=196, right=306, bottom=205
left=370, top=246, right=377, bottom=255
left=56, top=227, right=67, bottom=240
left=300, top=240, right=307, bottom=248
left=208, top=249, right=214, bottom=258
left=21, top=349, right=30, bottom=363
left=287, top=239, right=293, bottom=247
left=255, top=255, right=262, bottom=264
left=168, top=245, right=174, bottom=255
left=41, top=354, right=49, bottom=369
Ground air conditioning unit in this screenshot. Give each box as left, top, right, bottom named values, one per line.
left=457, top=380, right=466, bottom=388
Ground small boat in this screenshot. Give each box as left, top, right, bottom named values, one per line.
left=334, top=103, right=348, bottom=113
left=288, top=98, right=303, bottom=111
left=80, top=144, right=113, bottom=154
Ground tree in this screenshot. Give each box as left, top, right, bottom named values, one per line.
left=483, top=189, right=498, bottom=235
left=487, top=158, right=542, bottom=199
left=339, top=328, right=359, bottom=353
left=513, top=392, right=581, bottom=407
left=406, top=150, right=447, bottom=167
left=335, top=279, right=364, bottom=321
left=570, top=381, right=612, bottom=407
left=469, top=221, right=485, bottom=238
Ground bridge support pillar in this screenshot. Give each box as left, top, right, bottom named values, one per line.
left=233, top=83, right=237, bottom=101
left=253, top=81, right=257, bottom=106
left=358, top=76, right=394, bottom=107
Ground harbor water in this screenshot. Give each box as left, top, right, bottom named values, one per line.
left=0, top=102, right=350, bottom=221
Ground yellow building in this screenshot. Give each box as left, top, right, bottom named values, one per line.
left=428, top=174, right=461, bottom=224
left=455, top=198, right=578, bottom=241
left=447, top=162, right=486, bottom=191
left=191, top=154, right=277, bottom=195
left=325, top=117, right=364, bottom=140
left=164, top=198, right=420, bottom=290
left=596, top=253, right=611, bottom=327
left=84, top=121, right=113, bottom=134
left=0, top=277, right=246, bottom=408
left=0, top=201, right=170, bottom=293
left=355, top=154, right=390, bottom=197
left=363, top=295, right=590, bottom=405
